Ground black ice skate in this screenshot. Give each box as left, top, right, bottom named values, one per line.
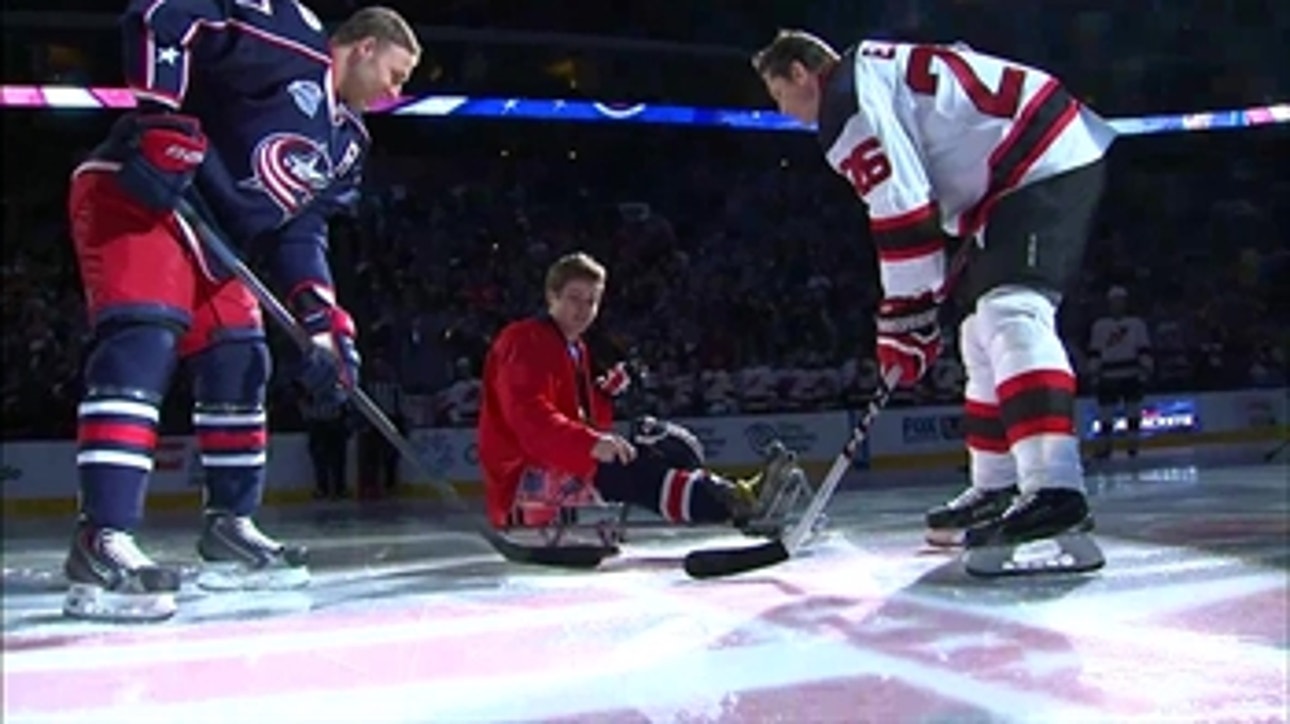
left=63, top=521, right=182, bottom=623
left=961, top=488, right=1104, bottom=577
left=924, top=484, right=1019, bottom=548
left=726, top=441, right=812, bottom=538
left=195, top=513, right=310, bottom=591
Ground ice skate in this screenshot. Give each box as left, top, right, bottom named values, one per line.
left=924, top=484, right=1018, bottom=548
left=63, top=520, right=182, bottom=623
left=725, top=440, right=810, bottom=538
left=195, top=513, right=310, bottom=591
left=961, top=488, right=1104, bottom=577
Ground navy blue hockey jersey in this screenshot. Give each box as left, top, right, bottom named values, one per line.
left=114, top=0, right=370, bottom=290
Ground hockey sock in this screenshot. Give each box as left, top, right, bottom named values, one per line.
left=959, top=312, right=1018, bottom=492
left=189, top=339, right=270, bottom=515
left=77, top=322, right=180, bottom=531
left=660, top=470, right=734, bottom=523
left=964, top=399, right=1018, bottom=491
left=595, top=458, right=731, bottom=524
left=978, top=288, right=1084, bottom=495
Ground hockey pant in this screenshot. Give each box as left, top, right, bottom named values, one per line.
left=70, top=168, right=268, bottom=531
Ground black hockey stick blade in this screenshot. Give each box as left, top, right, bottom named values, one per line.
left=480, top=528, right=616, bottom=570
left=682, top=368, right=903, bottom=580
left=682, top=539, right=788, bottom=579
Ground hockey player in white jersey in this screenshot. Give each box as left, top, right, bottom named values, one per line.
left=753, top=31, right=1115, bottom=574
left=1088, top=286, right=1154, bottom=459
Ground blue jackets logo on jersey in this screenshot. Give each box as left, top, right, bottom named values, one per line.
left=241, top=132, right=333, bottom=217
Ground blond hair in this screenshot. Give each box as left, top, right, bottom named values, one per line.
left=545, top=252, right=607, bottom=295
left=332, top=6, right=421, bottom=57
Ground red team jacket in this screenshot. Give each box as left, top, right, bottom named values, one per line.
left=478, top=317, right=614, bottom=527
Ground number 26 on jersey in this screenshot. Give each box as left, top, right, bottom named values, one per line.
left=838, top=137, right=892, bottom=196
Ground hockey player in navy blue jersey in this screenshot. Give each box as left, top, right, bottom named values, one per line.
left=62, top=2, right=419, bottom=621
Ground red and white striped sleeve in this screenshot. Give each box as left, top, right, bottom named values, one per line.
left=819, top=52, right=945, bottom=300
left=121, top=0, right=229, bottom=110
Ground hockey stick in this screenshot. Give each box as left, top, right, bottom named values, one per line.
left=682, top=367, right=901, bottom=578
left=174, top=199, right=615, bottom=570
left=1265, top=438, right=1289, bottom=463
left=683, top=239, right=975, bottom=580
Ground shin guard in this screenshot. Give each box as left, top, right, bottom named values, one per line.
left=189, top=338, right=271, bottom=516
left=975, top=288, right=1084, bottom=495
left=76, top=322, right=180, bottom=531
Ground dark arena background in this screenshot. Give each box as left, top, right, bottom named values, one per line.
left=2, top=2, right=1288, bottom=721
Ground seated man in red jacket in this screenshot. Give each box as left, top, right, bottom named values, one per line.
left=478, top=251, right=800, bottom=532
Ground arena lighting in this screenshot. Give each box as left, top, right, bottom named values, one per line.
left=1, top=84, right=1288, bottom=137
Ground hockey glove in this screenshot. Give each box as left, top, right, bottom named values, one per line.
left=595, top=361, right=632, bottom=397
left=631, top=416, right=705, bottom=469
left=288, top=284, right=361, bottom=407
left=875, top=293, right=942, bottom=387
left=109, top=113, right=207, bottom=213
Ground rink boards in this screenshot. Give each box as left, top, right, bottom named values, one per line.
left=2, top=387, right=1284, bottom=517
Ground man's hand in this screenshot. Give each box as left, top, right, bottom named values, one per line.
left=876, top=293, right=942, bottom=387
left=591, top=433, right=637, bottom=464
left=288, top=284, right=361, bottom=405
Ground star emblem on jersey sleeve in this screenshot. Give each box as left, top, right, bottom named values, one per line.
left=156, top=47, right=180, bottom=65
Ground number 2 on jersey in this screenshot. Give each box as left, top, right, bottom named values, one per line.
left=905, top=46, right=1024, bottom=118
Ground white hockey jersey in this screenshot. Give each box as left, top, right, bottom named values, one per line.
left=818, top=41, right=1117, bottom=299
left=1088, top=316, right=1153, bottom=379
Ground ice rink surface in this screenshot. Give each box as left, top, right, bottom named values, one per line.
left=3, top=445, right=1287, bottom=723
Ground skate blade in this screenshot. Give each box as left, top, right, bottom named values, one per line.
left=963, top=532, right=1105, bottom=578
left=196, top=563, right=311, bottom=592
left=924, top=528, right=964, bottom=548
left=63, top=584, right=177, bottom=623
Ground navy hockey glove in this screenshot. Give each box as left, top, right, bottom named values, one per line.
left=875, top=293, right=942, bottom=387
left=288, top=284, right=361, bottom=407
left=109, top=113, right=207, bottom=213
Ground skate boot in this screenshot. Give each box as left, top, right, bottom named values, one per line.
left=924, top=484, right=1018, bottom=548
left=63, top=520, right=182, bottom=622
left=725, top=440, right=808, bottom=538
left=962, top=488, right=1104, bottom=577
left=195, top=513, right=310, bottom=591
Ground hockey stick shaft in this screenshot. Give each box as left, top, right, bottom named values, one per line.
left=779, top=234, right=970, bottom=539
left=784, top=236, right=974, bottom=550
left=782, top=366, right=901, bottom=553
left=176, top=200, right=624, bottom=569
left=682, top=366, right=902, bottom=578
left=174, top=199, right=466, bottom=510
left=683, top=239, right=975, bottom=578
